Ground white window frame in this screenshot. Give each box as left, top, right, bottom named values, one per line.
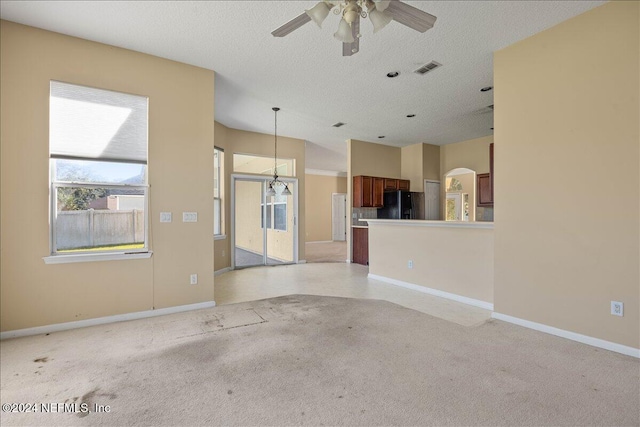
left=214, top=147, right=224, bottom=238
left=261, top=198, right=287, bottom=232
left=44, top=81, right=151, bottom=264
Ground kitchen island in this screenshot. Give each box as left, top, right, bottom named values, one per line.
left=365, top=219, right=494, bottom=310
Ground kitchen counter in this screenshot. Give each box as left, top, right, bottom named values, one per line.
left=364, top=219, right=493, bottom=229
left=352, top=225, right=368, bottom=229
left=365, top=219, right=494, bottom=309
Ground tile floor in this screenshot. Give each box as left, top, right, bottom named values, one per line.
left=215, top=262, right=491, bottom=327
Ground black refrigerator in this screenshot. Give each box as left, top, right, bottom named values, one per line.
left=378, top=191, right=425, bottom=220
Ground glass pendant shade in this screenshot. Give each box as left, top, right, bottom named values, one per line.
left=334, top=18, right=355, bottom=43
left=305, top=2, right=331, bottom=28
left=369, top=8, right=392, bottom=33
left=266, top=184, right=276, bottom=197
left=281, top=185, right=292, bottom=196
left=373, top=0, right=391, bottom=12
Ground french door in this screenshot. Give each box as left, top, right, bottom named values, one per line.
left=231, top=174, right=298, bottom=269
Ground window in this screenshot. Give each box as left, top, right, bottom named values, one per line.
left=214, top=147, right=224, bottom=236
left=233, top=153, right=295, bottom=177
left=261, top=194, right=287, bottom=231
left=49, top=81, right=148, bottom=256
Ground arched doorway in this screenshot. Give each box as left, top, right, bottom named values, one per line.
left=444, top=168, right=476, bottom=221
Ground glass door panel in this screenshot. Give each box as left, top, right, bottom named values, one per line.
left=234, top=179, right=265, bottom=268
left=265, top=181, right=295, bottom=265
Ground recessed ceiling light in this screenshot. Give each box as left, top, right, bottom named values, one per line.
left=378, top=136, right=385, bottom=139
left=386, top=71, right=400, bottom=78
left=406, top=114, right=416, bottom=118
left=481, top=86, right=493, bottom=92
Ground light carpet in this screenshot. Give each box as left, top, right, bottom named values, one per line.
left=1, top=295, right=638, bottom=426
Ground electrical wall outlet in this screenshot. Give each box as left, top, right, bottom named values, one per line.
left=190, top=274, right=198, bottom=285
left=408, top=260, right=413, bottom=269
left=183, top=212, right=198, bottom=222
left=160, top=212, right=172, bottom=223
left=222, top=250, right=225, bottom=257
left=611, top=301, right=623, bottom=317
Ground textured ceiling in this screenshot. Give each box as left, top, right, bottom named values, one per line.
left=1, top=1, right=605, bottom=172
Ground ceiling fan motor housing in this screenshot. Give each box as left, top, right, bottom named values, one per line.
left=343, top=1, right=362, bottom=25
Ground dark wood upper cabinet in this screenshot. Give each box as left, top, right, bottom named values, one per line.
left=373, top=178, right=384, bottom=207
left=398, top=179, right=410, bottom=191
left=353, top=176, right=384, bottom=208
left=490, top=142, right=494, bottom=203
left=477, top=142, right=495, bottom=207
left=384, top=179, right=398, bottom=191
left=477, top=173, right=493, bottom=207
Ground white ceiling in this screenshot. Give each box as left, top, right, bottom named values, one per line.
left=1, top=0, right=605, bottom=172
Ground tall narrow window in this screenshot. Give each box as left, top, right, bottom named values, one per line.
left=214, top=147, right=224, bottom=236
left=49, top=81, right=149, bottom=255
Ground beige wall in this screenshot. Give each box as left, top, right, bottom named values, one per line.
left=401, top=144, right=423, bottom=191
left=440, top=135, right=493, bottom=177
left=401, top=143, right=441, bottom=192
left=423, top=143, right=441, bottom=182
left=0, top=21, right=215, bottom=331
left=347, top=139, right=402, bottom=260
left=494, top=1, right=639, bottom=348
left=368, top=224, right=494, bottom=304
left=305, top=174, right=347, bottom=242
left=213, top=122, right=306, bottom=270
left=440, top=135, right=493, bottom=220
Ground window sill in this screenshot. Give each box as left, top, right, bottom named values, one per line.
left=43, top=251, right=153, bottom=265
left=214, top=234, right=227, bottom=241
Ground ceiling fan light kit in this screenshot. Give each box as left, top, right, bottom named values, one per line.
left=272, top=0, right=437, bottom=56
left=334, top=17, right=355, bottom=43
left=305, top=1, right=332, bottom=28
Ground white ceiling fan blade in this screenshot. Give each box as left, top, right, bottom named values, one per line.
left=271, top=12, right=312, bottom=37
left=342, top=15, right=360, bottom=56
left=386, top=0, right=437, bottom=33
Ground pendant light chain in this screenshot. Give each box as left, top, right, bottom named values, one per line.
left=273, top=107, right=278, bottom=178
left=268, top=107, right=290, bottom=197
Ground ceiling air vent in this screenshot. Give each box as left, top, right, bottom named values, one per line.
left=332, top=122, right=346, bottom=128
left=414, top=61, right=442, bottom=75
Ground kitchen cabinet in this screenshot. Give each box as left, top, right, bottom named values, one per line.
left=353, top=176, right=384, bottom=208
left=477, top=143, right=494, bottom=207
left=352, top=227, right=369, bottom=265
left=383, top=178, right=411, bottom=192
left=477, top=173, right=492, bottom=206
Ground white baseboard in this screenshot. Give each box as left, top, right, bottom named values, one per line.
left=492, top=312, right=640, bottom=359
left=306, top=241, right=333, bottom=244
left=298, top=260, right=307, bottom=264
left=214, top=267, right=231, bottom=276
left=368, top=274, right=494, bottom=311
left=0, top=301, right=216, bottom=341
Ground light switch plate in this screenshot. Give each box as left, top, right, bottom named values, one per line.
left=183, top=212, right=198, bottom=223
left=160, top=212, right=172, bottom=223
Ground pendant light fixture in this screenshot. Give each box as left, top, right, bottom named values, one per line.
left=266, top=107, right=291, bottom=197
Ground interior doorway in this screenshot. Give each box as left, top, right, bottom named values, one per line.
left=444, top=168, right=476, bottom=221
left=331, top=193, right=347, bottom=241
left=231, top=174, right=298, bottom=269
left=424, top=180, right=440, bottom=220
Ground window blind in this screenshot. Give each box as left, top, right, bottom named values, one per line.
left=49, top=81, right=148, bottom=164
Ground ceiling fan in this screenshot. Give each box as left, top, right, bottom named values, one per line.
left=271, top=0, right=437, bottom=56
